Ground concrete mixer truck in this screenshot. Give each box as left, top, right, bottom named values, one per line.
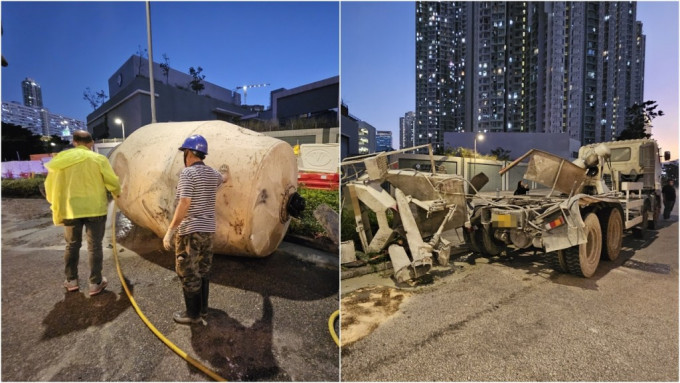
left=464, top=139, right=669, bottom=278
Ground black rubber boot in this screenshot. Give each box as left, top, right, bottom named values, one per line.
left=173, top=290, right=202, bottom=325
left=200, top=277, right=209, bottom=318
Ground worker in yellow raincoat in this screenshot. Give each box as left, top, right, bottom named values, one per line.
left=44, top=130, right=120, bottom=296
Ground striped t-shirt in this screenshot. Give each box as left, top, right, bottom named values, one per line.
left=175, top=162, right=224, bottom=236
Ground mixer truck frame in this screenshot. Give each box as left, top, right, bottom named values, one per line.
left=464, top=139, right=670, bottom=278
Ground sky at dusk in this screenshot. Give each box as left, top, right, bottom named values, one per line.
left=341, top=1, right=679, bottom=160
left=1, top=1, right=339, bottom=120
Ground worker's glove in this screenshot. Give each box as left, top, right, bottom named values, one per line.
left=163, top=227, right=177, bottom=251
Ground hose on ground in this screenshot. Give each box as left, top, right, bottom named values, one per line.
left=110, top=202, right=227, bottom=382
left=328, top=310, right=339, bottom=346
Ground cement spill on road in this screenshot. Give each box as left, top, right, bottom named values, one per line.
left=340, top=286, right=410, bottom=347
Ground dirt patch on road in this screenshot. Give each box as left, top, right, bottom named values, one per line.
left=1, top=198, right=52, bottom=221
left=340, top=286, right=411, bottom=347
left=1, top=198, right=64, bottom=248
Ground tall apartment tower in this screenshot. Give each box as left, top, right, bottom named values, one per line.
left=399, top=111, right=416, bottom=149
left=415, top=2, right=473, bottom=152
left=596, top=2, right=645, bottom=142
left=22, top=77, right=43, bottom=108
left=471, top=2, right=532, bottom=134
left=538, top=2, right=644, bottom=144
left=415, top=1, right=645, bottom=149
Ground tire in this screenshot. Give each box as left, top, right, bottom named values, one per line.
left=563, top=213, right=602, bottom=278
left=599, top=207, right=623, bottom=261
left=649, top=196, right=660, bottom=230
left=546, top=250, right=568, bottom=273
left=468, top=209, right=504, bottom=256
left=466, top=209, right=485, bottom=254
left=633, top=203, right=649, bottom=239
left=480, top=225, right=504, bottom=256
left=463, top=228, right=482, bottom=254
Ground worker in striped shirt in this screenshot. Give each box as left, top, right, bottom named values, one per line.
left=163, top=134, right=226, bottom=325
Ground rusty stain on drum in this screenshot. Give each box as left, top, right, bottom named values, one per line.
left=231, top=219, right=244, bottom=236
left=257, top=189, right=268, bottom=205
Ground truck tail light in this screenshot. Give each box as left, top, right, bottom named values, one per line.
left=544, top=215, right=566, bottom=231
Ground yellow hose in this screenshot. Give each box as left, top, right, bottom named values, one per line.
left=328, top=310, right=339, bottom=347
left=111, top=203, right=227, bottom=381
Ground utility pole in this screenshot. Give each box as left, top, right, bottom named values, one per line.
left=146, top=1, right=157, bottom=123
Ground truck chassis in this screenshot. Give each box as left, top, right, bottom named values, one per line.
left=464, top=142, right=663, bottom=278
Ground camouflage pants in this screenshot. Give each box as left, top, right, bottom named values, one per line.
left=175, top=232, right=214, bottom=294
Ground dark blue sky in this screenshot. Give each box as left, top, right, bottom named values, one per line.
left=1, top=1, right=339, bottom=120
left=341, top=1, right=679, bottom=160
left=2, top=1, right=677, bottom=159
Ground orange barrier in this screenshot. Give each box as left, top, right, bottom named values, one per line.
left=298, top=172, right=339, bottom=190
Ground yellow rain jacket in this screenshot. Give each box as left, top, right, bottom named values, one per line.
left=44, top=145, right=121, bottom=225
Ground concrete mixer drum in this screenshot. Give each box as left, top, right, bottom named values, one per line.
left=109, top=120, right=303, bottom=258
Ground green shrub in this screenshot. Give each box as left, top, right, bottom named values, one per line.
left=340, top=206, right=357, bottom=243
left=288, top=188, right=339, bottom=238
left=1, top=176, right=46, bottom=198
left=340, top=193, right=395, bottom=250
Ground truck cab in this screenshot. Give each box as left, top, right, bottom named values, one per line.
left=578, top=139, right=664, bottom=193
left=578, top=139, right=667, bottom=227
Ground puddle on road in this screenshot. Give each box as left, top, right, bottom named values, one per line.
left=340, top=286, right=411, bottom=347
left=622, top=259, right=671, bottom=274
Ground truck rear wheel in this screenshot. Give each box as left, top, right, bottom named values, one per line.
left=563, top=213, right=602, bottom=278
left=649, top=196, right=659, bottom=229
left=480, top=225, right=504, bottom=256
left=463, top=227, right=482, bottom=254
left=599, top=207, right=623, bottom=261
left=633, top=203, right=649, bottom=239
left=546, top=250, right=568, bottom=273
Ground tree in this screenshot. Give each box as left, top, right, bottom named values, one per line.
left=83, top=87, right=108, bottom=110
left=1, top=122, right=69, bottom=161
left=617, top=100, right=663, bottom=141
left=188, top=66, right=205, bottom=94
left=662, top=162, right=678, bottom=185
left=136, top=45, right=147, bottom=76
left=160, top=53, right=170, bottom=84
left=490, top=147, right=512, bottom=161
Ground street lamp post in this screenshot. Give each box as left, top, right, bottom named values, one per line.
left=473, top=132, right=485, bottom=177
left=114, top=118, right=126, bottom=140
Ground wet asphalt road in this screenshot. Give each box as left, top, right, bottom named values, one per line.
left=341, top=204, right=679, bottom=381
left=1, top=198, right=339, bottom=381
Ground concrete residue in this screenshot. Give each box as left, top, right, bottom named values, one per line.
left=340, top=286, right=411, bottom=347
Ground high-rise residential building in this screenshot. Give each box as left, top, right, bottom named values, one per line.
left=21, top=77, right=43, bottom=108
left=376, top=130, right=393, bottom=152
left=4, top=77, right=84, bottom=138
left=596, top=2, right=645, bottom=142
left=415, top=1, right=645, bottom=150
left=399, top=111, right=416, bottom=149
left=1, top=101, right=86, bottom=137
left=415, top=2, right=473, bottom=152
